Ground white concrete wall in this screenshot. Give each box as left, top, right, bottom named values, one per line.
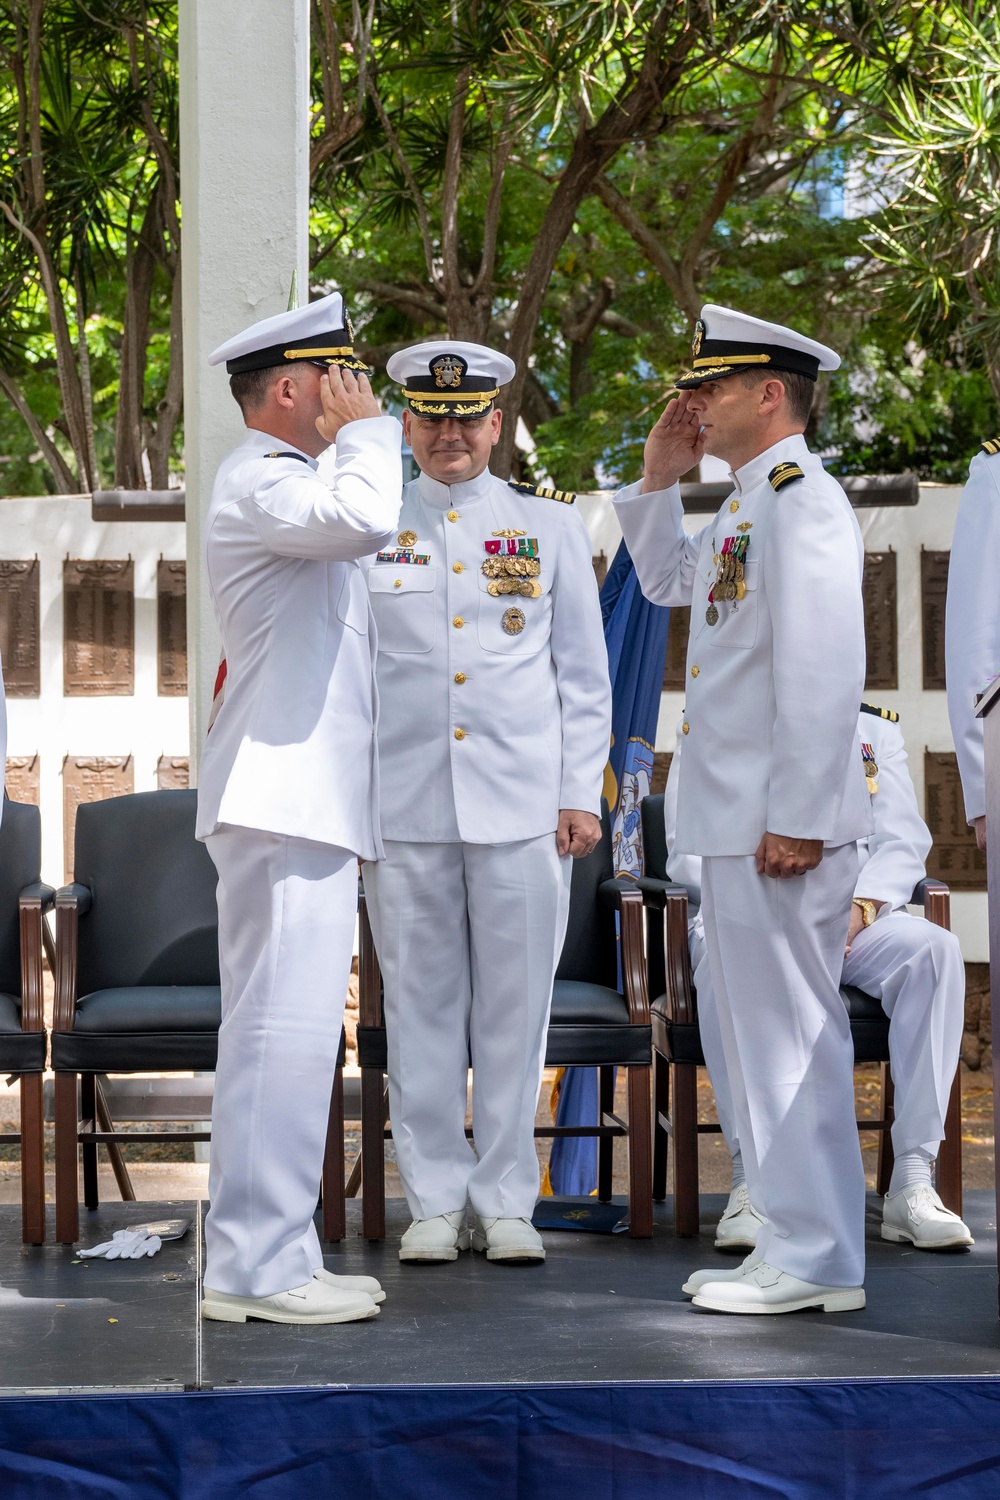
left=1, top=497, right=188, bottom=887
left=179, top=0, right=310, bottom=774
left=577, top=483, right=986, bottom=960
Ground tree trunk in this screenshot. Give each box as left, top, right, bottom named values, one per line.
left=145, top=254, right=183, bottom=490
left=0, top=368, right=80, bottom=493
left=115, top=189, right=163, bottom=487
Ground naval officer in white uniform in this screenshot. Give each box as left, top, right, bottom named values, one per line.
left=665, top=707, right=972, bottom=1264
left=946, top=437, right=1000, bottom=851
left=615, top=305, right=872, bottom=1315
left=197, top=292, right=403, bottom=1325
left=360, top=341, right=612, bottom=1264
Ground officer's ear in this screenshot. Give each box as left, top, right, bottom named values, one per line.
left=401, top=409, right=413, bottom=443
left=489, top=407, right=502, bottom=446
left=272, top=370, right=302, bottom=411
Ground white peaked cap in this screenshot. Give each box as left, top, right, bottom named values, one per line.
left=387, top=340, right=515, bottom=416
left=208, top=289, right=368, bottom=374
left=675, top=303, right=840, bottom=388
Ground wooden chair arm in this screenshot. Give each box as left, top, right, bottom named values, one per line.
left=18, top=887, right=51, bottom=1034
left=53, top=886, right=88, bottom=1033
left=912, top=877, right=951, bottom=931
left=357, top=885, right=383, bottom=1028
left=663, top=887, right=697, bottom=1026
left=617, top=886, right=650, bottom=1027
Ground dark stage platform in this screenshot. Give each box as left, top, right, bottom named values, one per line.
left=3, top=1195, right=1000, bottom=1496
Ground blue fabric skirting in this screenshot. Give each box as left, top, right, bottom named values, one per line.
left=2, top=1379, right=1000, bottom=1498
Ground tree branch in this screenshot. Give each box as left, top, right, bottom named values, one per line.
left=0, top=367, right=80, bottom=492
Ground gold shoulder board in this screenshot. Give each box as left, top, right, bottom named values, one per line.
left=981, top=437, right=1000, bottom=456
left=860, top=702, right=899, bottom=723
left=768, top=462, right=805, bottom=492
left=507, top=479, right=576, bottom=505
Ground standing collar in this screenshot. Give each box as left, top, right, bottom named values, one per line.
left=241, top=427, right=320, bottom=471
left=730, top=432, right=810, bottom=496
left=416, top=467, right=495, bottom=509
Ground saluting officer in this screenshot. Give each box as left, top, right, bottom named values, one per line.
left=666, top=705, right=972, bottom=1269
left=197, top=292, right=402, bottom=1326
left=946, top=436, right=1000, bottom=851
left=360, top=341, right=612, bottom=1265
left=614, top=306, right=872, bottom=1315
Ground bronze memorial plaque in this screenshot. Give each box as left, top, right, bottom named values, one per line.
left=862, top=551, right=897, bottom=692
left=64, top=559, right=134, bottom=696
left=924, top=750, right=986, bottom=892
left=921, top=549, right=949, bottom=691
left=5, top=754, right=40, bottom=805
left=0, top=559, right=40, bottom=697
left=651, top=751, right=673, bottom=798
left=157, top=755, right=190, bottom=790
left=662, top=607, right=691, bottom=693
left=157, top=560, right=188, bottom=696
left=62, top=755, right=133, bottom=880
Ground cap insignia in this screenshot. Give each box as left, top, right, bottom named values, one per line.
left=691, top=319, right=705, bottom=359
left=431, top=353, right=468, bottom=390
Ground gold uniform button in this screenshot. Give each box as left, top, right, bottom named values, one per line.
left=682, top=722, right=690, bottom=735
left=447, top=510, right=459, bottom=522
left=454, top=672, right=467, bottom=684
left=393, top=579, right=403, bottom=588
left=454, top=728, right=466, bottom=740
left=690, top=664, right=699, bottom=677
left=453, top=616, right=464, bottom=628
left=453, top=562, right=464, bottom=574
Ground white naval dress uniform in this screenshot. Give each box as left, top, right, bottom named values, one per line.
left=359, top=468, right=611, bottom=1222
left=667, top=714, right=966, bottom=1169
left=946, top=445, right=1000, bottom=824
left=197, top=418, right=403, bottom=1297
left=615, top=432, right=872, bottom=1287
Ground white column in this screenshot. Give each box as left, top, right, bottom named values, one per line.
left=179, top=0, right=310, bottom=773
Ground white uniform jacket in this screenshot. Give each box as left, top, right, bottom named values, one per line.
left=360, top=469, right=611, bottom=843
left=665, top=711, right=929, bottom=913
left=946, top=447, right=1000, bottom=823
left=614, top=433, right=871, bottom=856
left=196, top=419, right=403, bottom=857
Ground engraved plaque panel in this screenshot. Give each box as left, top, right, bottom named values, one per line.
left=0, top=559, right=40, bottom=697
left=157, top=560, right=187, bottom=696
left=863, top=551, right=897, bottom=691
left=64, top=559, right=134, bottom=696
left=921, top=549, right=949, bottom=691
left=924, top=750, right=986, bottom=891
left=157, top=755, right=190, bottom=790
left=592, top=552, right=608, bottom=590
left=5, top=754, right=39, bottom=804
left=62, top=755, right=133, bottom=880
left=662, top=607, right=691, bottom=692
left=651, top=751, right=673, bottom=798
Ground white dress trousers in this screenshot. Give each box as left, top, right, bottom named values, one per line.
left=700, top=846, right=867, bottom=1288
left=204, top=825, right=358, bottom=1298
left=363, top=835, right=572, bottom=1221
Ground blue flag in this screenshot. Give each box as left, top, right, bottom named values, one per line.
left=545, top=540, right=671, bottom=1197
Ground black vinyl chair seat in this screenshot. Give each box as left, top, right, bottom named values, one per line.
left=546, top=979, right=650, bottom=1066
left=71, top=985, right=222, bottom=1033
left=0, top=992, right=46, bottom=1072
left=51, top=983, right=223, bottom=1073
left=550, top=979, right=628, bottom=1026
left=651, top=983, right=889, bottom=1066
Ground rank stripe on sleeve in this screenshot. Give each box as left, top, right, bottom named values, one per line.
left=981, top=437, right=1000, bottom=456
left=264, top=450, right=311, bottom=463
left=507, top=479, right=576, bottom=505
left=860, top=702, right=899, bottom=722
left=768, top=462, right=805, bottom=492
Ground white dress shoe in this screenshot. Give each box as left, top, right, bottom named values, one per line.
left=692, top=1262, right=865, bottom=1315
left=201, top=1279, right=379, bottom=1325
left=681, top=1259, right=756, bottom=1297
left=314, top=1266, right=386, bottom=1303
left=882, top=1184, right=974, bottom=1249
left=714, top=1184, right=766, bottom=1250
left=471, top=1216, right=545, bottom=1262
left=399, top=1211, right=471, bottom=1262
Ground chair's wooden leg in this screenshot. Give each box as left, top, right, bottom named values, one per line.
left=54, top=1072, right=80, bottom=1245
left=937, top=1066, right=963, bottom=1217
left=652, top=1051, right=669, bottom=1203
left=625, top=1064, right=653, bottom=1239
left=19, top=1073, right=45, bottom=1245
left=80, top=1074, right=99, bottom=1211
left=322, top=1067, right=347, bottom=1242
left=597, top=1067, right=614, bottom=1203
left=94, top=1080, right=135, bottom=1202
left=671, top=1062, right=700, bottom=1237
left=360, top=1071, right=387, bottom=1241
left=876, top=1063, right=896, bottom=1196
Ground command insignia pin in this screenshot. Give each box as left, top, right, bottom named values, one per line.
left=730, top=500, right=739, bottom=513
left=397, top=529, right=417, bottom=548
left=502, top=607, right=526, bottom=635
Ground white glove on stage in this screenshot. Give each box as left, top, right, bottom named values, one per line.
left=78, top=1227, right=163, bottom=1259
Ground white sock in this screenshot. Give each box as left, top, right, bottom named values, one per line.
left=730, top=1149, right=746, bottom=1192
left=888, top=1147, right=934, bottom=1197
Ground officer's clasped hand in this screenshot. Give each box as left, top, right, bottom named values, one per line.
left=754, top=832, right=823, bottom=879
left=77, top=1227, right=163, bottom=1260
